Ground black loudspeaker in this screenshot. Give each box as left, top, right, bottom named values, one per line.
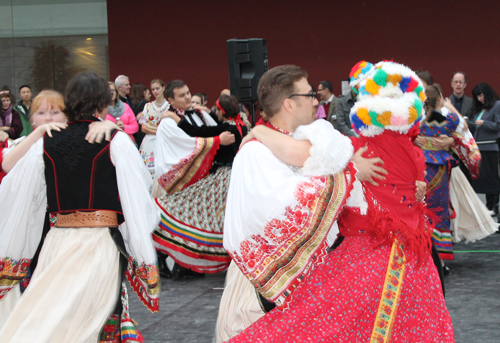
left=227, top=38, right=268, bottom=102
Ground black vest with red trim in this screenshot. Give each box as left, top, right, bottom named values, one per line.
left=43, top=119, right=124, bottom=223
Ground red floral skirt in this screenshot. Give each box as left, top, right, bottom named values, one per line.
left=229, top=236, right=454, bottom=342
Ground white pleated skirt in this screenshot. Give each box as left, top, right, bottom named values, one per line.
left=0, top=227, right=121, bottom=343
left=214, top=261, right=265, bottom=343
left=450, top=167, right=499, bottom=242
left=0, top=284, right=21, bottom=330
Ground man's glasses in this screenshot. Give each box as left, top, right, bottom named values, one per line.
left=288, top=92, right=317, bottom=100
left=453, top=81, right=464, bottom=85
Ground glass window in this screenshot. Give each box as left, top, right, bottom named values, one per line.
left=0, top=0, right=109, bottom=97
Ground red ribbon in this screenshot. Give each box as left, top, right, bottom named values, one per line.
left=234, top=114, right=245, bottom=137
left=216, top=99, right=225, bottom=114
left=217, top=99, right=245, bottom=137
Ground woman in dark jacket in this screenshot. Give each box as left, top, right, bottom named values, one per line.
left=468, top=83, right=500, bottom=216
left=0, top=90, right=23, bottom=139
left=130, top=83, right=151, bottom=146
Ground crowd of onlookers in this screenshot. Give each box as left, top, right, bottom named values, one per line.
left=2, top=69, right=500, bottom=212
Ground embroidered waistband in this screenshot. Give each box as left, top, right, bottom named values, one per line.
left=421, top=136, right=450, bottom=151
left=54, top=210, right=118, bottom=228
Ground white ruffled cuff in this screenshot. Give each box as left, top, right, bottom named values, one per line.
left=292, top=119, right=354, bottom=176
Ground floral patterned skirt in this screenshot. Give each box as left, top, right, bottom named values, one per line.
left=153, top=167, right=232, bottom=273
left=229, top=236, right=454, bottom=343
left=139, top=134, right=156, bottom=178
left=425, top=163, right=453, bottom=260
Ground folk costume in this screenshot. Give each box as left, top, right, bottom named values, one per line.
left=138, top=100, right=170, bottom=178
left=0, top=139, right=15, bottom=183
left=420, top=110, right=460, bottom=260
left=217, top=119, right=354, bottom=342
left=0, top=119, right=160, bottom=343
left=227, top=62, right=453, bottom=342
left=153, top=108, right=246, bottom=274
left=441, top=114, right=499, bottom=242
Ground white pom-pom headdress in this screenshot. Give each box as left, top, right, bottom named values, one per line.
left=349, top=61, right=425, bottom=137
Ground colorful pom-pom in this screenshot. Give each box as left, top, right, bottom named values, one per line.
left=407, top=77, right=419, bottom=92
left=399, top=76, right=411, bottom=93
left=349, top=60, right=425, bottom=136
left=390, top=112, right=408, bottom=127
left=414, top=99, right=423, bottom=116
left=350, top=114, right=368, bottom=134
left=377, top=111, right=392, bottom=126
left=373, top=69, right=388, bottom=87
left=359, top=85, right=369, bottom=96
left=357, top=108, right=371, bottom=125
left=369, top=110, right=384, bottom=128
left=387, top=74, right=402, bottom=85
left=350, top=61, right=367, bottom=78
left=408, top=106, right=418, bottom=124
left=365, top=79, right=380, bottom=95
left=413, top=85, right=425, bottom=101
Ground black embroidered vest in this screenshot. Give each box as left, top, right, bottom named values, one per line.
left=43, top=119, right=124, bottom=223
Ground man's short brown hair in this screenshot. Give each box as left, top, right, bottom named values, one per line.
left=257, top=65, right=308, bottom=118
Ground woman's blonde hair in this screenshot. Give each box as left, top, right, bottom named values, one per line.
left=30, top=90, right=65, bottom=121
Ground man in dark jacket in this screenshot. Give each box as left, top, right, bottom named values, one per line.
left=449, top=71, right=473, bottom=118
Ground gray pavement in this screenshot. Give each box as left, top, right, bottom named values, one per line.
left=129, top=234, right=500, bottom=343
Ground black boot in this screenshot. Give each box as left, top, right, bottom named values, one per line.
left=172, top=263, right=186, bottom=280
left=157, top=251, right=171, bottom=278
left=493, top=194, right=500, bottom=222
left=493, top=195, right=499, bottom=216
left=486, top=194, right=494, bottom=211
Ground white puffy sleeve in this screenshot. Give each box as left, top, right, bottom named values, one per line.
left=0, top=138, right=46, bottom=297
left=110, top=131, right=161, bottom=311
left=154, top=117, right=196, bottom=179
left=110, top=132, right=160, bottom=262
left=224, top=141, right=355, bottom=309
left=292, top=119, right=354, bottom=176
left=2, top=136, right=26, bottom=158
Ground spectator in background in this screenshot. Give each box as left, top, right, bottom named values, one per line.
left=138, top=79, right=168, bottom=178
left=469, top=83, right=500, bottom=218
left=130, top=83, right=151, bottom=116
left=106, top=82, right=138, bottom=141
left=192, top=93, right=219, bottom=122
left=200, top=92, right=209, bottom=107
left=416, top=70, right=433, bottom=87
left=131, top=83, right=151, bottom=147
left=317, top=81, right=338, bottom=127
left=335, top=87, right=356, bottom=137
left=14, top=85, right=33, bottom=137
left=192, top=93, right=203, bottom=107
left=0, top=90, right=23, bottom=139
left=450, top=72, right=473, bottom=118
left=310, top=83, right=326, bottom=120
left=115, top=74, right=132, bottom=106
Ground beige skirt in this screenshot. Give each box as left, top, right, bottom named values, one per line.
left=0, top=284, right=21, bottom=330
left=0, top=227, right=121, bottom=343
left=214, top=261, right=266, bottom=343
